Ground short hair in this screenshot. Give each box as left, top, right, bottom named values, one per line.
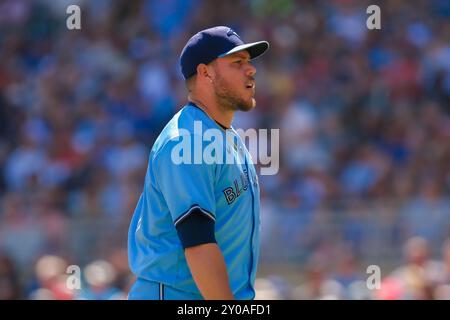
left=185, top=74, right=197, bottom=92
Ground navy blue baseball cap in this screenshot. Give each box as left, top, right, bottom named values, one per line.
left=180, top=26, right=269, bottom=80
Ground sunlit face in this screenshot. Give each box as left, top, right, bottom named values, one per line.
left=211, top=50, right=257, bottom=112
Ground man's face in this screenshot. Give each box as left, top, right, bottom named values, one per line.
left=211, top=50, right=257, bottom=112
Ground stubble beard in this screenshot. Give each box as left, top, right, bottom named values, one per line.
left=213, top=74, right=255, bottom=112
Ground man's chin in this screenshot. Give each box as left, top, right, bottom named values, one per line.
left=239, top=98, right=256, bottom=112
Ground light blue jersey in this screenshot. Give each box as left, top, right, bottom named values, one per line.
left=128, top=102, right=260, bottom=300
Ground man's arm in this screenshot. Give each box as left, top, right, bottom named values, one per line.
left=185, top=243, right=234, bottom=300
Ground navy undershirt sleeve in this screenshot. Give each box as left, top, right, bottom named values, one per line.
left=175, top=208, right=216, bottom=249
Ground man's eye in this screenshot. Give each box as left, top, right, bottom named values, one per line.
left=234, top=60, right=242, bottom=64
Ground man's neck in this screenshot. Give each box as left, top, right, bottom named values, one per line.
left=188, top=97, right=234, bottom=129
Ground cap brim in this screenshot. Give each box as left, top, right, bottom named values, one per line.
left=218, top=41, right=269, bottom=60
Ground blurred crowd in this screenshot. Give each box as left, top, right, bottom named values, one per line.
left=0, top=249, right=130, bottom=300
left=256, top=236, right=450, bottom=300
left=0, top=0, right=449, bottom=299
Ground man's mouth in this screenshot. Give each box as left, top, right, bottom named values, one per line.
left=245, top=82, right=255, bottom=89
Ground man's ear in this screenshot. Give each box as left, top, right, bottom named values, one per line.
left=197, top=64, right=213, bottom=83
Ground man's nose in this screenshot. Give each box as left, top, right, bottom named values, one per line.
left=246, top=63, right=256, bottom=77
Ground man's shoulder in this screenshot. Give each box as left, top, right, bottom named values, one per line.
left=151, top=104, right=215, bottom=156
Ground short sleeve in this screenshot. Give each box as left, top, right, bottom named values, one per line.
left=153, top=136, right=216, bottom=227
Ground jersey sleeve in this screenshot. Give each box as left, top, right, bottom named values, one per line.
left=153, top=135, right=217, bottom=247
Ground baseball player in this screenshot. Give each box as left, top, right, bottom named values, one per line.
left=128, top=26, right=269, bottom=300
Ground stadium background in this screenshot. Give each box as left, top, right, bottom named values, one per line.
left=0, top=0, right=449, bottom=300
